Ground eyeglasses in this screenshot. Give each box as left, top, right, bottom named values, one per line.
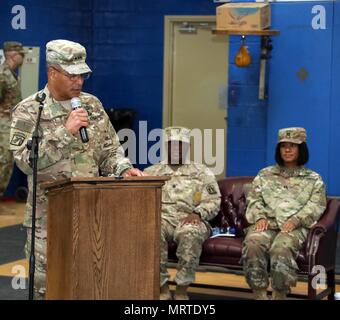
left=51, top=67, right=90, bottom=81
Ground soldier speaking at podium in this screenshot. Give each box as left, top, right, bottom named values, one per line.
left=10, top=39, right=143, bottom=299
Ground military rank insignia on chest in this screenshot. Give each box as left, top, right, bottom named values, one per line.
left=206, top=184, right=218, bottom=195
left=193, top=191, right=202, bottom=205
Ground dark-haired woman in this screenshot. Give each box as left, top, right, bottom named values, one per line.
left=242, top=127, right=326, bottom=300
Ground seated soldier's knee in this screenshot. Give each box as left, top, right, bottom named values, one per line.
left=243, top=237, right=266, bottom=258
left=270, top=238, right=295, bottom=258
left=270, top=246, right=290, bottom=259
left=175, top=224, right=206, bottom=243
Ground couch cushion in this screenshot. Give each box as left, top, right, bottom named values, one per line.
left=201, top=237, right=243, bottom=259
left=168, top=237, right=244, bottom=267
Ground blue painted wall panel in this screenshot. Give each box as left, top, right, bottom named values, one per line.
left=329, top=0, right=340, bottom=196
left=227, top=32, right=267, bottom=178
left=0, top=0, right=93, bottom=90
left=229, top=63, right=261, bottom=86
left=267, top=2, right=334, bottom=193
left=228, top=149, right=267, bottom=177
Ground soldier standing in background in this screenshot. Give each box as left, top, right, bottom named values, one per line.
left=242, top=127, right=326, bottom=300
left=10, top=39, right=144, bottom=299
left=144, top=126, right=221, bottom=300
left=0, top=41, right=25, bottom=197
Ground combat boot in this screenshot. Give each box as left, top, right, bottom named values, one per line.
left=160, top=283, right=172, bottom=300
left=174, top=285, right=189, bottom=300
left=271, top=289, right=287, bottom=300
left=253, top=289, right=269, bottom=300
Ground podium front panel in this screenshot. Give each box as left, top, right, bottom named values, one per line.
left=46, top=178, right=164, bottom=300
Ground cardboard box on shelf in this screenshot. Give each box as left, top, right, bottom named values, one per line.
left=216, top=3, right=271, bottom=31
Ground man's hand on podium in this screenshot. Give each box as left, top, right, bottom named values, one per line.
left=122, top=168, right=147, bottom=177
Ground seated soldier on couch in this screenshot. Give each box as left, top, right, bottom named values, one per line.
left=144, top=126, right=221, bottom=300
left=242, top=127, right=326, bottom=300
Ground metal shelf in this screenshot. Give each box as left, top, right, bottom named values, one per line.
left=212, top=29, right=280, bottom=36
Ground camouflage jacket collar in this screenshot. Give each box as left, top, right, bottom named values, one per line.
left=40, top=85, right=71, bottom=119
left=159, top=161, right=196, bottom=176
left=271, top=165, right=308, bottom=178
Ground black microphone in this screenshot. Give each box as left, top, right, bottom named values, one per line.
left=70, top=97, right=89, bottom=143
left=35, top=91, right=46, bottom=103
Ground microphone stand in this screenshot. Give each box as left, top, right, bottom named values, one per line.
left=27, top=92, right=46, bottom=300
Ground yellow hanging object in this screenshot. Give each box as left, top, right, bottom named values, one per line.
left=234, top=40, right=252, bottom=68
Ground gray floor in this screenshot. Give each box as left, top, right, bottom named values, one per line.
left=0, top=276, right=28, bottom=300
left=0, top=225, right=27, bottom=300
left=0, top=224, right=26, bottom=266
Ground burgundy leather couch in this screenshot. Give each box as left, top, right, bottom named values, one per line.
left=168, top=176, right=340, bottom=299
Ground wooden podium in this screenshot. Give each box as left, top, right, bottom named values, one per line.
left=43, top=176, right=168, bottom=300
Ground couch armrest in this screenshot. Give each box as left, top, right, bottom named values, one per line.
left=305, top=198, right=340, bottom=269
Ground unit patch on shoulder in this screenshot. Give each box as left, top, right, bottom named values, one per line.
left=13, top=119, right=34, bottom=133
left=10, top=132, right=27, bottom=146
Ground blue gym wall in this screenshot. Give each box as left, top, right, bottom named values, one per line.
left=266, top=1, right=337, bottom=196
left=1, top=1, right=339, bottom=196
left=227, top=35, right=266, bottom=177
left=329, top=0, right=340, bottom=196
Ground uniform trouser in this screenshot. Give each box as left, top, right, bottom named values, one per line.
left=0, top=131, right=14, bottom=196
left=160, top=219, right=209, bottom=287
left=242, top=226, right=307, bottom=294
left=25, top=228, right=47, bottom=300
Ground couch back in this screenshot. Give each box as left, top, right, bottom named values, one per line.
left=210, top=176, right=254, bottom=237
left=213, top=176, right=337, bottom=239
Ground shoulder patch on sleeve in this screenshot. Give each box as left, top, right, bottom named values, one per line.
left=13, top=119, right=34, bottom=133
left=206, top=183, right=218, bottom=195
left=10, top=132, right=27, bottom=147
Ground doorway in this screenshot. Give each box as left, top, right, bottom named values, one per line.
left=163, top=16, right=229, bottom=178
left=20, top=46, right=40, bottom=99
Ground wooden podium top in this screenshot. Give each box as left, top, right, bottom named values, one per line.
left=42, top=176, right=170, bottom=191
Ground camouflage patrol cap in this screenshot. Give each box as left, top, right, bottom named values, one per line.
left=3, top=41, right=26, bottom=54
left=46, top=39, right=92, bottom=75
left=278, top=127, right=307, bottom=144
left=164, top=126, right=191, bottom=144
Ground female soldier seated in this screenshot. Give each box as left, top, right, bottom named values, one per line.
left=242, top=127, right=326, bottom=300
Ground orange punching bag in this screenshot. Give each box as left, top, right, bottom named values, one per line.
left=234, top=36, right=251, bottom=68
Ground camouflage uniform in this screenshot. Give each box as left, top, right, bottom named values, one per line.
left=10, top=40, right=132, bottom=298
left=242, top=128, right=327, bottom=295
left=144, top=127, right=221, bottom=287
left=0, top=42, right=25, bottom=195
